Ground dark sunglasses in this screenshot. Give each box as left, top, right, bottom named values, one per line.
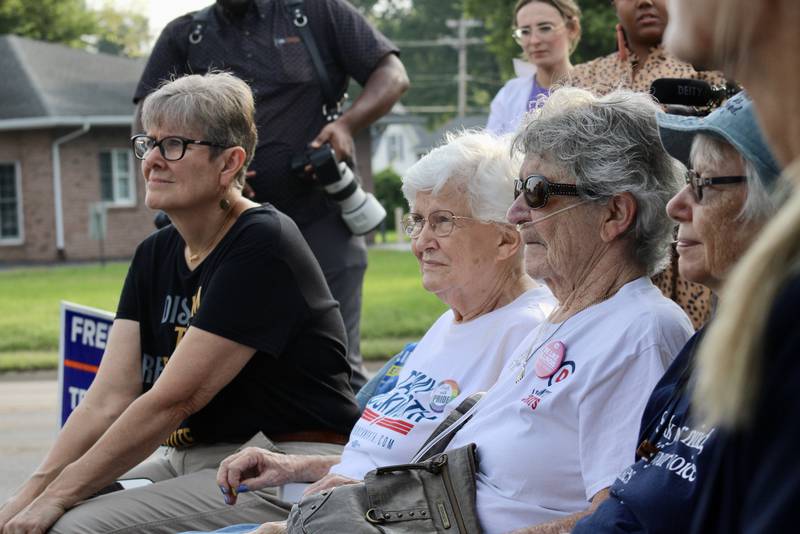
left=513, top=174, right=582, bottom=209
left=686, top=169, right=746, bottom=202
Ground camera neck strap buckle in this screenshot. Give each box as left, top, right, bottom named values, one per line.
left=282, top=0, right=347, bottom=124
left=323, top=93, right=348, bottom=122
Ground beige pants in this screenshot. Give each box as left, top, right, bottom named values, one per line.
left=49, top=433, right=342, bottom=534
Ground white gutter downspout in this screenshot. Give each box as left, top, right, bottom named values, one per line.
left=52, top=124, right=90, bottom=258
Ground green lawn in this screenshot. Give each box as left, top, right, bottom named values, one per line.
left=0, top=249, right=446, bottom=371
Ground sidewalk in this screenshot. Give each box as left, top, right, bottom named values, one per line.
left=0, top=361, right=388, bottom=501
left=368, top=241, right=411, bottom=251
left=0, top=374, right=59, bottom=500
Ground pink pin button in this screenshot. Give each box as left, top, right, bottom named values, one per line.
left=535, top=341, right=566, bottom=378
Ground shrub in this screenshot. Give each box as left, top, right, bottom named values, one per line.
left=373, top=167, right=407, bottom=230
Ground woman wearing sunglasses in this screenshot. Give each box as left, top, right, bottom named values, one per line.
left=0, top=72, right=363, bottom=533
left=572, top=91, right=781, bottom=534
left=486, top=0, right=581, bottom=135
left=440, top=87, right=694, bottom=533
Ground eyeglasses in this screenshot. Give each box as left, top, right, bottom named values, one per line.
left=512, top=23, right=564, bottom=43
left=402, top=210, right=478, bottom=238
left=131, top=135, right=231, bottom=161
left=686, top=169, right=746, bottom=202
left=514, top=175, right=584, bottom=209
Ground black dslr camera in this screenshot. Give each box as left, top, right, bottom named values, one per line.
left=291, top=143, right=386, bottom=235
left=291, top=144, right=342, bottom=186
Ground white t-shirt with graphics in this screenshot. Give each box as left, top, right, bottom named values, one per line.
left=330, top=286, right=556, bottom=480
left=446, top=277, right=694, bottom=534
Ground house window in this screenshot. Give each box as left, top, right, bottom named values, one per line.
left=99, top=149, right=135, bottom=205
left=387, top=134, right=404, bottom=163
left=0, top=162, right=22, bottom=244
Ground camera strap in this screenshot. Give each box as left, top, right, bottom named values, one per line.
left=188, top=5, right=215, bottom=45
left=282, top=0, right=347, bottom=122
left=188, top=1, right=346, bottom=122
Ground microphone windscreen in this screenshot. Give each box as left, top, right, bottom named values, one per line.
left=650, top=78, right=715, bottom=107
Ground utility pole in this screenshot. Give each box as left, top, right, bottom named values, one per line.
left=446, top=18, right=482, bottom=117
left=396, top=18, right=482, bottom=116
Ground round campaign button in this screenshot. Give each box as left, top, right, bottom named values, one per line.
left=429, top=380, right=460, bottom=412
left=534, top=341, right=565, bottom=378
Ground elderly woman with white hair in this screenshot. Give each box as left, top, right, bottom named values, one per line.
left=434, top=88, right=695, bottom=534
left=199, top=91, right=696, bottom=534
left=187, top=130, right=556, bottom=533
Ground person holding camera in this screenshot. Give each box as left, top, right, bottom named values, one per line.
left=133, top=0, right=410, bottom=389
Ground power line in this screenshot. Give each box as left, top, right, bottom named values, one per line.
left=393, top=18, right=483, bottom=117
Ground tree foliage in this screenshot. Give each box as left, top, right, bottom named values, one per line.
left=0, top=0, right=96, bottom=48
left=350, top=0, right=502, bottom=123
left=0, top=0, right=150, bottom=57
left=91, top=2, right=151, bottom=57
left=373, top=167, right=406, bottom=229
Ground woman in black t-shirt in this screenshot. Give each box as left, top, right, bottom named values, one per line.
left=0, top=72, right=359, bottom=533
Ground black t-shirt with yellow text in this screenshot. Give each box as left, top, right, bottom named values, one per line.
left=116, top=205, right=359, bottom=444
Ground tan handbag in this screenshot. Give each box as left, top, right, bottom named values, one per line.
left=285, top=393, right=485, bottom=534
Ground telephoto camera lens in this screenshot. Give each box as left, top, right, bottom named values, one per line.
left=291, top=144, right=386, bottom=235
left=326, top=162, right=386, bottom=235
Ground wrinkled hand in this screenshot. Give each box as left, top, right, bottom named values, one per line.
left=2, top=495, right=67, bottom=534
left=248, top=521, right=287, bottom=534
left=0, top=492, right=36, bottom=532
left=217, top=447, right=298, bottom=505
left=303, top=472, right=359, bottom=496
left=311, top=121, right=354, bottom=164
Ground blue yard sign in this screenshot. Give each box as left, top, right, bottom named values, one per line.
left=58, top=301, right=114, bottom=427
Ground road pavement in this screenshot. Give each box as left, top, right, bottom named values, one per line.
left=0, top=371, right=58, bottom=501
left=0, top=360, right=387, bottom=502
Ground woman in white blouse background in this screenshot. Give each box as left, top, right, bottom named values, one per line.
left=486, top=0, right=581, bottom=135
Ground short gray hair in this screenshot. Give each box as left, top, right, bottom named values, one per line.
left=690, top=133, right=779, bottom=221
left=402, top=129, right=521, bottom=221
left=513, top=88, right=684, bottom=275
left=141, top=71, right=258, bottom=188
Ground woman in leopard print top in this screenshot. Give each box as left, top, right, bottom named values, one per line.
left=570, top=0, right=727, bottom=329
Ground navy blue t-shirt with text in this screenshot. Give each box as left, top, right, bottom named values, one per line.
left=573, top=330, right=716, bottom=533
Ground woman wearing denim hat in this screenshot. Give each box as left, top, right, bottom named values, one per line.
left=660, top=0, right=800, bottom=530
left=571, top=91, right=782, bottom=534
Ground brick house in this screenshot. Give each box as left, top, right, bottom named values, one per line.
left=0, top=35, right=152, bottom=263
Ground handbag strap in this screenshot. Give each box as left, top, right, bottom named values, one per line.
left=281, top=0, right=346, bottom=121
left=413, top=392, right=484, bottom=462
